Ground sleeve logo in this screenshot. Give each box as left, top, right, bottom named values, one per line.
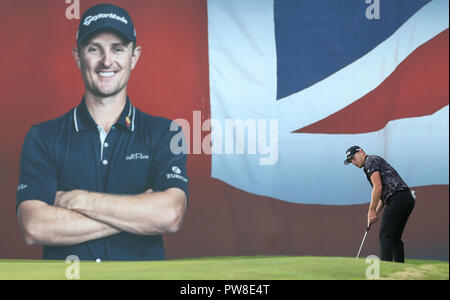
left=166, top=166, right=188, bottom=183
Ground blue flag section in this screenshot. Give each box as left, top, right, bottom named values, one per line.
left=274, top=0, right=430, bottom=99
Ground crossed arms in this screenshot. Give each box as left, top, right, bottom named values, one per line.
left=17, top=188, right=187, bottom=246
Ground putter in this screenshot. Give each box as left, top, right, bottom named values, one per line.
left=356, top=224, right=371, bottom=259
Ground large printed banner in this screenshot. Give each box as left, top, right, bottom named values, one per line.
left=208, top=0, right=449, bottom=205
left=0, top=0, right=448, bottom=260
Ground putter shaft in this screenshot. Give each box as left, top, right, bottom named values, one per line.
left=356, top=226, right=370, bottom=259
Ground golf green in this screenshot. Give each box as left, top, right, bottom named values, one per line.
left=0, top=256, right=448, bottom=280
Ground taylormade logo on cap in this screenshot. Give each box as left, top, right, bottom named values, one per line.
left=77, top=4, right=136, bottom=44
left=83, top=13, right=128, bottom=26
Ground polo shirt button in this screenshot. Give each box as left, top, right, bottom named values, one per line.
left=102, top=159, right=108, bottom=165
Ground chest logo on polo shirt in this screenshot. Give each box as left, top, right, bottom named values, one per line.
left=125, top=153, right=150, bottom=160
left=17, top=184, right=28, bottom=191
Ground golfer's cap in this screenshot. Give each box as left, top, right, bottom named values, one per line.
left=76, top=3, right=136, bottom=44
left=344, top=146, right=362, bottom=165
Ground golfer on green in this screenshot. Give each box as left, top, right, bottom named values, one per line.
left=344, top=146, right=415, bottom=263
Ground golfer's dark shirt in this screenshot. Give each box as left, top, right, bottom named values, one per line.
left=363, top=155, right=409, bottom=203
left=16, top=98, right=189, bottom=261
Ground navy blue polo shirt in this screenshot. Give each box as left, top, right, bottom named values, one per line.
left=16, top=97, right=188, bottom=261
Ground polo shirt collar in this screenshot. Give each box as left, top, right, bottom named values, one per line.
left=73, top=96, right=136, bottom=133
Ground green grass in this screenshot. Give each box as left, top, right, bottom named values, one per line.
left=0, top=256, right=447, bottom=280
